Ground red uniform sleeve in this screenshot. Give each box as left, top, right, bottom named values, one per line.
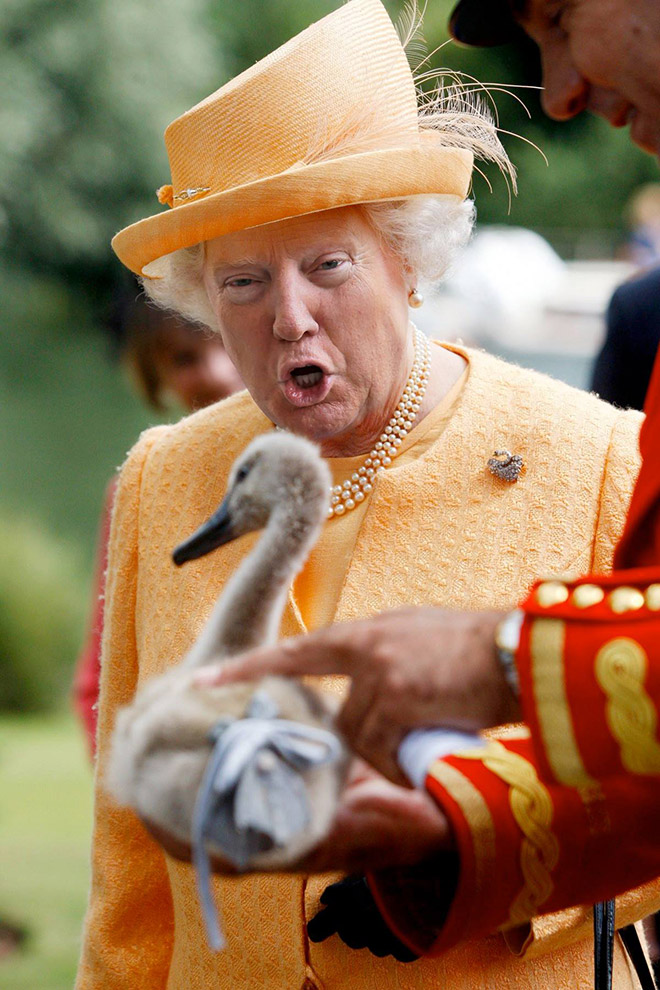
left=517, top=570, right=660, bottom=788
left=614, top=347, right=660, bottom=569
left=515, top=348, right=660, bottom=786
left=369, top=728, right=660, bottom=956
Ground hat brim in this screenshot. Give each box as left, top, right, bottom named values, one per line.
left=112, top=145, right=473, bottom=277
left=449, top=0, right=520, bottom=47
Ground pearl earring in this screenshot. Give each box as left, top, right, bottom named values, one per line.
left=408, top=288, right=424, bottom=309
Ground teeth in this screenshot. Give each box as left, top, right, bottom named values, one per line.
left=292, top=368, right=323, bottom=388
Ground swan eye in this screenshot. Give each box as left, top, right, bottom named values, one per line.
left=236, top=464, right=251, bottom=483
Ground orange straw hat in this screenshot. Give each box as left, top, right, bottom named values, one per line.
left=112, top=0, right=477, bottom=277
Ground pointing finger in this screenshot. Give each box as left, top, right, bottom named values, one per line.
left=193, top=627, right=356, bottom=687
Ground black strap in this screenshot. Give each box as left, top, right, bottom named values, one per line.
left=595, top=900, right=615, bottom=990
left=619, top=922, right=657, bottom=990
left=594, top=899, right=656, bottom=990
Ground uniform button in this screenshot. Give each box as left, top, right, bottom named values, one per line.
left=646, top=584, right=660, bottom=611
left=609, top=587, right=645, bottom=613
left=536, top=581, right=569, bottom=607
left=572, top=584, right=605, bottom=609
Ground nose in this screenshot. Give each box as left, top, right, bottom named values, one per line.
left=539, top=38, right=590, bottom=121
left=272, top=271, right=319, bottom=342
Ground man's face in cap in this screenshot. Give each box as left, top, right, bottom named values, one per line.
left=452, top=0, right=660, bottom=156
left=509, top=0, right=660, bottom=154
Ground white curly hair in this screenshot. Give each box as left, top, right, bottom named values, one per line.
left=140, top=195, right=475, bottom=331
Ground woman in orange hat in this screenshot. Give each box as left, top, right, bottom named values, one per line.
left=77, top=1, right=654, bottom=987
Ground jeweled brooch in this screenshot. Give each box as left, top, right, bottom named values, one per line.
left=487, top=449, right=524, bottom=483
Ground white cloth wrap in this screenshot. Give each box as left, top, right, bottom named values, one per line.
left=192, top=690, right=342, bottom=951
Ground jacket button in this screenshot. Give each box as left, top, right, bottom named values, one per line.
left=609, top=587, right=645, bottom=613
left=536, top=581, right=569, bottom=607
left=646, top=584, right=660, bottom=610
left=572, top=584, right=605, bottom=608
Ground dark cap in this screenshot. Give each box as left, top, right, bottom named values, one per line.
left=449, top=0, right=521, bottom=47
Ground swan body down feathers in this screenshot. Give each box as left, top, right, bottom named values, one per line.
left=107, top=432, right=347, bottom=870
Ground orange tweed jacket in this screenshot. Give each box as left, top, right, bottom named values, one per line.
left=77, top=347, right=652, bottom=990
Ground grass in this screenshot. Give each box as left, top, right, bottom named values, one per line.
left=0, top=713, right=93, bottom=989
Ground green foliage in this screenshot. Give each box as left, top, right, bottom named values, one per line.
left=0, top=263, right=163, bottom=558
left=0, top=0, right=225, bottom=281
left=0, top=512, right=86, bottom=712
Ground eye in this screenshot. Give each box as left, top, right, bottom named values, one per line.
left=235, top=463, right=251, bottom=483
left=312, top=256, right=351, bottom=282
left=222, top=274, right=265, bottom=303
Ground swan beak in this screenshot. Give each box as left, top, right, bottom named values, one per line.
left=172, top=498, right=234, bottom=565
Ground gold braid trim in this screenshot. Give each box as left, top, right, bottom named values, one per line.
left=595, top=637, right=660, bottom=775
left=529, top=618, right=598, bottom=788
left=457, top=740, right=559, bottom=926
left=427, top=759, right=496, bottom=938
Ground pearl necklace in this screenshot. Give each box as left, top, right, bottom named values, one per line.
left=327, top=325, right=431, bottom=519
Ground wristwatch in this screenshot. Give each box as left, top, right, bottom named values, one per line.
left=494, top=608, right=523, bottom=698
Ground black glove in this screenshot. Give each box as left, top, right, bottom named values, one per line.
left=307, top=874, right=419, bottom=963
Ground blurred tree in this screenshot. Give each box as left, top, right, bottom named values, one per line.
left=0, top=0, right=225, bottom=294
left=0, top=510, right=85, bottom=711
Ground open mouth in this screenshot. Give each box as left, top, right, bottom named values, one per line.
left=280, top=363, right=333, bottom=408
left=291, top=365, right=324, bottom=389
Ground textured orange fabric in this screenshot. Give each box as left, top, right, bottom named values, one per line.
left=294, top=360, right=468, bottom=631
left=77, top=346, right=645, bottom=989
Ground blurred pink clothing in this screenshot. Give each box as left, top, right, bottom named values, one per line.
left=71, top=479, right=116, bottom=760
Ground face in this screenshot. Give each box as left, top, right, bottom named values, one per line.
left=153, top=324, right=243, bottom=412
left=512, top=0, right=660, bottom=155
left=202, top=207, right=413, bottom=456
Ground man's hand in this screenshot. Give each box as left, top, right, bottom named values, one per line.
left=194, top=607, right=521, bottom=783
left=144, top=760, right=453, bottom=874
left=299, top=759, right=454, bottom=873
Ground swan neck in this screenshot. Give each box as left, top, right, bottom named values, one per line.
left=182, top=507, right=319, bottom=668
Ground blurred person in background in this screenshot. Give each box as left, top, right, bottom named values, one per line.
left=592, top=264, right=660, bottom=410
left=72, top=287, right=242, bottom=759
left=119, top=290, right=244, bottom=414
left=592, top=185, right=660, bottom=410
left=624, top=184, right=660, bottom=270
